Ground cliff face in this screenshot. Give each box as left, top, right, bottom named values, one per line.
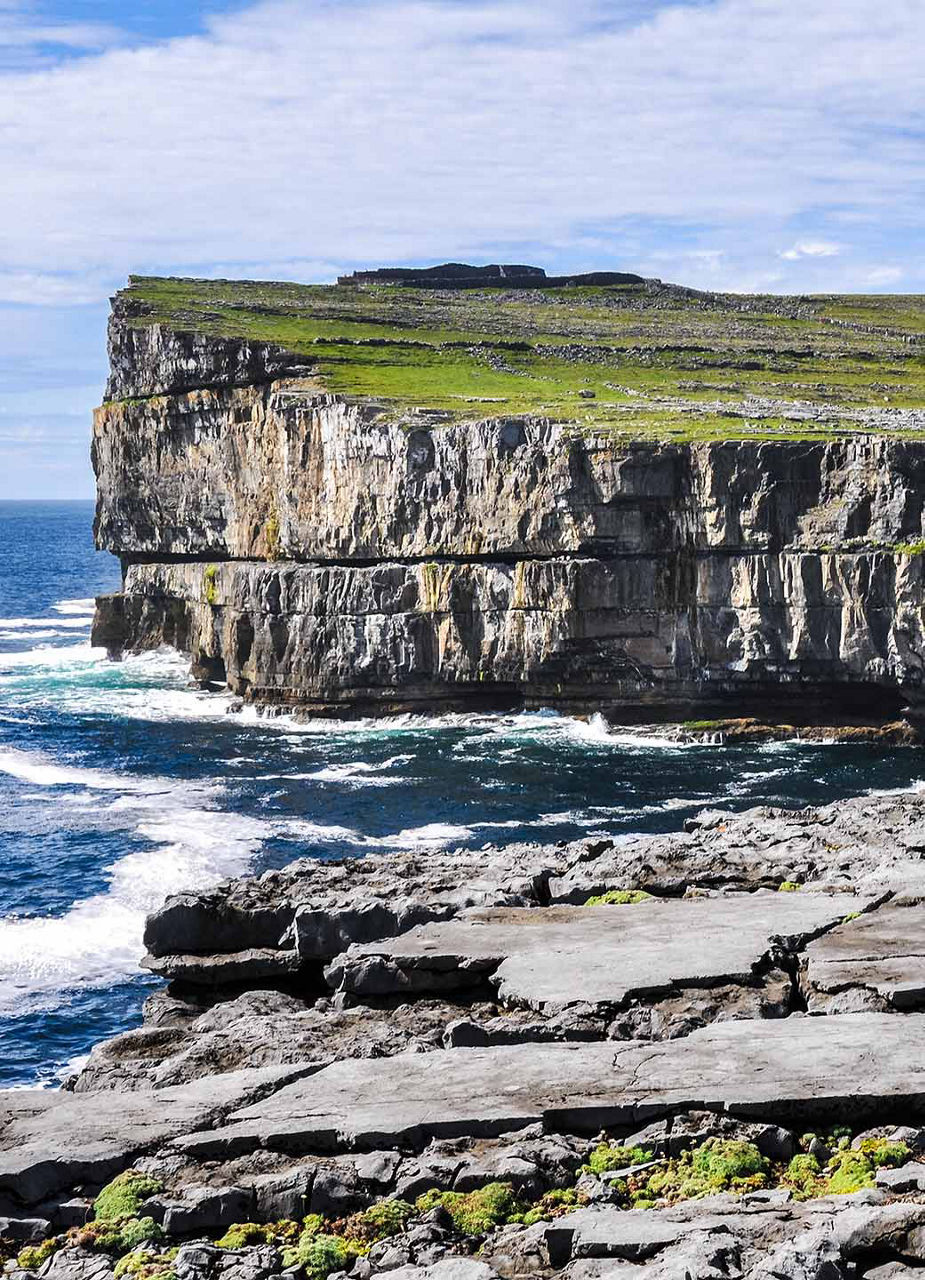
left=92, top=277, right=925, bottom=720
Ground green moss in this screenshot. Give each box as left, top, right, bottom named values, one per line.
left=93, top=1172, right=164, bottom=1224
left=203, top=563, right=219, bottom=606
left=117, top=1219, right=163, bottom=1251
left=216, top=1221, right=301, bottom=1250
left=895, top=540, right=925, bottom=555
left=520, top=1188, right=585, bottom=1226
left=342, top=1199, right=415, bottom=1244
left=283, top=1233, right=359, bottom=1280
left=585, top=890, right=655, bottom=906
left=215, top=1223, right=270, bottom=1250
left=586, top=1143, right=655, bottom=1175
left=623, top=1139, right=770, bottom=1205
left=17, top=1238, right=62, bottom=1271
left=113, top=1248, right=177, bottom=1280
left=415, top=1182, right=523, bottom=1235
left=778, top=881, right=801, bottom=892
left=783, top=1153, right=824, bottom=1198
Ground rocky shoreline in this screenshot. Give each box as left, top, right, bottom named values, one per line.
left=6, top=788, right=925, bottom=1278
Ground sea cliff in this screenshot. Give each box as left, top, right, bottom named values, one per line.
left=92, top=272, right=925, bottom=723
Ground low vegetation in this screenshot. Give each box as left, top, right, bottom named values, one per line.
left=12, top=1133, right=918, bottom=1279
left=111, top=275, right=925, bottom=440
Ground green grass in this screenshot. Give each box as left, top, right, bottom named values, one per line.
left=112, top=274, right=925, bottom=439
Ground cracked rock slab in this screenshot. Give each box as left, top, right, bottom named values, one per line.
left=0, top=1066, right=315, bottom=1207
left=171, top=1013, right=925, bottom=1160
left=324, top=893, right=869, bottom=1011
left=547, top=1196, right=925, bottom=1274
left=803, top=905, right=925, bottom=1012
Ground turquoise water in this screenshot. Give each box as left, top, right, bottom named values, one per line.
left=1, top=500, right=923, bottom=1086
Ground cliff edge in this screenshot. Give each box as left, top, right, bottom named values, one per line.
left=92, top=271, right=925, bottom=722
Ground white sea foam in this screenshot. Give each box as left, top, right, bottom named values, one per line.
left=51, top=598, right=96, bottom=615
left=296, top=755, right=415, bottom=786
left=0, top=617, right=91, bottom=630
left=0, top=643, right=103, bottom=672
left=0, top=749, right=262, bottom=1015
left=0, top=748, right=182, bottom=792
left=375, top=822, right=474, bottom=848
left=0, top=628, right=85, bottom=641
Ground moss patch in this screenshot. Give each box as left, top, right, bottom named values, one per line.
left=93, top=1172, right=164, bottom=1224
left=585, top=890, right=655, bottom=906
left=416, top=1182, right=524, bottom=1235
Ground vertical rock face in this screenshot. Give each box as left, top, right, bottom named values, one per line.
left=92, top=287, right=925, bottom=720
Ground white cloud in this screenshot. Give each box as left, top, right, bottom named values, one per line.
left=780, top=240, right=843, bottom=261
left=865, top=266, right=904, bottom=286
left=0, top=1, right=124, bottom=69
left=0, top=0, right=923, bottom=303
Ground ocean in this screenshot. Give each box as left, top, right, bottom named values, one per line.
left=1, top=499, right=923, bottom=1088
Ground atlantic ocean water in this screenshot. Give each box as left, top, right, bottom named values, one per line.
left=1, top=500, right=923, bottom=1087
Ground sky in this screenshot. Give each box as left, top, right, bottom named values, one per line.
left=1, top=0, right=924, bottom=499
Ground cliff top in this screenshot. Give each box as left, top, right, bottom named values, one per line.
left=112, top=270, right=925, bottom=440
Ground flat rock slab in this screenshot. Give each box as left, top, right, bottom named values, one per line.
left=325, top=893, right=868, bottom=1011
left=803, top=905, right=925, bottom=1010
left=0, top=1065, right=315, bottom=1207
left=545, top=1197, right=925, bottom=1270
left=173, top=1013, right=925, bottom=1159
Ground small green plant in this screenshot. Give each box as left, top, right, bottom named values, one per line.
left=783, top=1153, right=824, bottom=1198
left=17, top=1238, right=61, bottom=1271
left=117, top=1219, right=162, bottom=1251
left=93, top=1172, right=164, bottom=1224
left=585, top=890, right=655, bottom=907
left=341, top=1199, right=414, bottom=1244
left=284, top=1233, right=358, bottom=1280
left=585, top=1143, right=655, bottom=1175
left=895, top=540, right=925, bottom=555
left=113, top=1248, right=177, bottom=1280
left=778, top=881, right=801, bottom=892
left=203, top=563, right=219, bottom=606
left=415, top=1182, right=523, bottom=1235
left=520, top=1188, right=585, bottom=1226
left=624, top=1139, right=770, bottom=1204
left=217, top=1221, right=301, bottom=1250
left=215, top=1223, right=270, bottom=1250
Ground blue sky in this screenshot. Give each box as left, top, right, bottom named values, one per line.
left=1, top=0, right=924, bottom=498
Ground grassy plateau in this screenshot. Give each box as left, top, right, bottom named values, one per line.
left=116, top=272, right=925, bottom=442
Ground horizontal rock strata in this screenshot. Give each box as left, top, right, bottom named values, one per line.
left=91, top=282, right=925, bottom=718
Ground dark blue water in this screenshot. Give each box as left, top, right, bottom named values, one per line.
left=1, top=501, right=924, bottom=1087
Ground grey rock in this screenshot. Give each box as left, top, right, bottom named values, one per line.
left=249, top=1167, right=313, bottom=1220
left=143, top=949, right=301, bottom=987
left=41, top=1250, right=115, bottom=1280
left=803, top=906, right=925, bottom=1012
left=0, top=1065, right=311, bottom=1206
left=325, top=894, right=865, bottom=1012
left=174, top=1014, right=925, bottom=1159
left=876, top=1162, right=925, bottom=1193
left=161, top=1184, right=254, bottom=1235
left=0, top=1216, right=50, bottom=1240
left=383, top=1264, right=498, bottom=1280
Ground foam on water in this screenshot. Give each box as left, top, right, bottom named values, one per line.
left=0, top=750, right=263, bottom=1016
left=51, top=598, right=96, bottom=616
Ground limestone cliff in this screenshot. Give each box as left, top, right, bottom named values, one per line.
left=92, top=273, right=925, bottom=721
